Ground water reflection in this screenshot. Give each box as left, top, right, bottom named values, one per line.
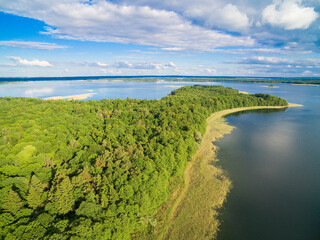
left=217, top=106, right=320, bottom=240
left=224, top=108, right=287, bottom=118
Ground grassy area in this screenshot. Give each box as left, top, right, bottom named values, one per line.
left=150, top=105, right=291, bottom=240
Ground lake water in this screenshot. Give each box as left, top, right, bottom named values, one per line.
left=1, top=79, right=319, bottom=239
left=216, top=85, right=320, bottom=240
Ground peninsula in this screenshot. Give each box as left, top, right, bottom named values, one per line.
left=0, top=86, right=288, bottom=239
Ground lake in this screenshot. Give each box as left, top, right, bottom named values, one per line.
left=216, top=85, right=320, bottom=240
left=1, top=79, right=319, bottom=239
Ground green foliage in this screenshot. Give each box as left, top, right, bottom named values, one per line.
left=27, top=175, right=45, bottom=209
left=3, top=189, right=24, bottom=215
left=50, top=173, right=75, bottom=215
left=0, top=85, right=288, bottom=239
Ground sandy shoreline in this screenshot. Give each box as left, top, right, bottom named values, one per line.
left=45, top=92, right=97, bottom=100
left=288, top=103, right=304, bottom=107
left=162, top=103, right=301, bottom=240
left=291, top=84, right=320, bottom=86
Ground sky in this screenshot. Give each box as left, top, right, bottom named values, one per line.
left=0, top=0, right=320, bottom=77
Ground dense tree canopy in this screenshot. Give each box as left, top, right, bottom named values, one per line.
left=0, top=86, right=287, bottom=239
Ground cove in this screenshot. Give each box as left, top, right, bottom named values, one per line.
left=216, top=107, right=320, bottom=240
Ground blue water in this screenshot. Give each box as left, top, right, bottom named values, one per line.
left=216, top=85, right=320, bottom=240
left=1, top=79, right=319, bottom=239
left=0, top=80, right=201, bottom=100
left=0, top=79, right=309, bottom=103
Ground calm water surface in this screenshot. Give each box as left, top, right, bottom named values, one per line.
left=1, top=80, right=319, bottom=239
left=216, top=85, right=320, bottom=240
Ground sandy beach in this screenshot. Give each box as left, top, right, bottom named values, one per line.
left=45, top=92, right=97, bottom=100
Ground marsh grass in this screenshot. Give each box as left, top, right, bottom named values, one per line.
left=144, top=105, right=289, bottom=240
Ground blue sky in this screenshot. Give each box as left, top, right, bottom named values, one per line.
left=0, top=0, right=320, bottom=77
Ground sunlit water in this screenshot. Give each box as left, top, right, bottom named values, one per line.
left=1, top=79, right=319, bottom=239
left=216, top=86, right=320, bottom=240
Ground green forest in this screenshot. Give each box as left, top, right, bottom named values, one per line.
left=0, top=86, right=287, bottom=239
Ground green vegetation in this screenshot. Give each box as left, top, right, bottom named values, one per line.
left=0, top=86, right=287, bottom=239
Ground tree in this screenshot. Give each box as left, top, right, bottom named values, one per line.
left=3, top=189, right=24, bottom=215
left=51, top=175, right=75, bottom=215
left=27, top=175, right=45, bottom=209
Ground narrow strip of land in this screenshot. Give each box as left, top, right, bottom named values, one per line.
left=161, top=104, right=301, bottom=240
left=45, top=92, right=97, bottom=100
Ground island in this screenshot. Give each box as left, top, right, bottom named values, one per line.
left=0, top=86, right=288, bottom=239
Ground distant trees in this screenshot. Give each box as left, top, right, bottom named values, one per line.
left=0, top=85, right=287, bottom=239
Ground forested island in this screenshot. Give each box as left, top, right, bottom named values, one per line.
left=0, top=86, right=287, bottom=239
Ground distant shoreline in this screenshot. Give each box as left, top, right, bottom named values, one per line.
left=161, top=103, right=301, bottom=240
left=1, top=76, right=320, bottom=85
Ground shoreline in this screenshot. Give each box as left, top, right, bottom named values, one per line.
left=44, top=92, right=97, bottom=100
left=160, top=104, right=301, bottom=240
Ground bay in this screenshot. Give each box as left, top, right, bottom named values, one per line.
left=216, top=84, right=320, bottom=240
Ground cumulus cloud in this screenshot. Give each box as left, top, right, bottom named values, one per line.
left=262, top=0, right=318, bottom=30
left=81, top=60, right=177, bottom=70
left=204, top=68, right=217, bottom=74
left=118, top=0, right=252, bottom=32
left=235, top=56, right=294, bottom=65
left=165, top=62, right=177, bottom=68
left=197, top=3, right=250, bottom=31
left=114, top=0, right=320, bottom=53
left=8, top=56, right=53, bottom=67
left=0, top=0, right=254, bottom=52
left=231, top=56, right=320, bottom=68
left=95, top=62, right=109, bottom=67
left=0, top=41, right=67, bottom=50
left=113, top=61, right=176, bottom=70
left=227, top=55, right=320, bottom=76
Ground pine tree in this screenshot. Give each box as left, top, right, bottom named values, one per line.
left=3, top=189, right=24, bottom=215
left=52, top=176, right=75, bottom=214
left=27, top=175, right=44, bottom=209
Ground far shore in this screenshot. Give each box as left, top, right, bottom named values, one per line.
left=45, top=92, right=97, bottom=100
left=291, top=84, right=320, bottom=86
left=160, top=103, right=302, bottom=240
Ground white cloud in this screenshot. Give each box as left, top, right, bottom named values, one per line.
left=226, top=55, right=320, bottom=76
left=118, top=0, right=252, bottom=32
left=262, top=0, right=318, bottom=30
left=203, top=3, right=250, bottom=31
left=115, top=0, right=320, bottom=53
left=8, top=56, right=53, bottom=67
left=205, top=68, right=217, bottom=74
left=0, top=0, right=254, bottom=52
left=80, top=60, right=177, bottom=70
left=96, top=62, right=109, bottom=67
left=205, top=47, right=312, bottom=55
left=112, top=61, right=176, bottom=69
left=236, top=56, right=293, bottom=64
left=231, top=56, right=320, bottom=68
left=0, top=41, right=67, bottom=50
left=161, top=47, right=185, bottom=51
left=166, top=62, right=177, bottom=68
